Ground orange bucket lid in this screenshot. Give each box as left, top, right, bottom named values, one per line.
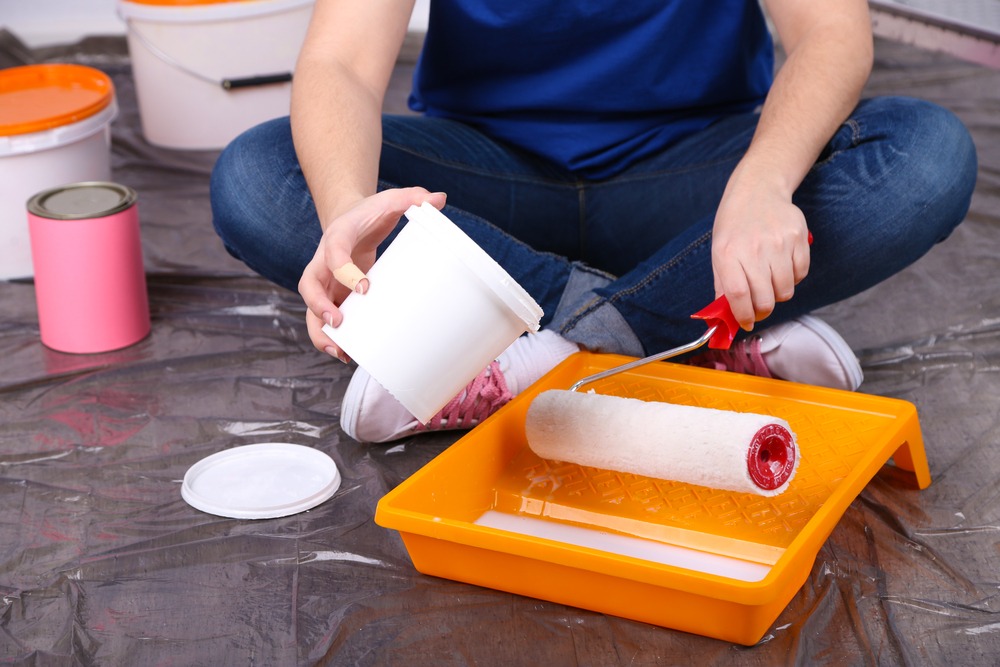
left=0, top=64, right=115, bottom=137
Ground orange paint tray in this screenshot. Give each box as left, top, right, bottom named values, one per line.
left=374, top=352, right=930, bottom=645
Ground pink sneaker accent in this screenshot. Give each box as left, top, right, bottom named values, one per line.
left=690, top=336, right=773, bottom=379
left=416, top=361, right=513, bottom=432
left=687, top=315, right=863, bottom=391
left=340, top=330, right=580, bottom=442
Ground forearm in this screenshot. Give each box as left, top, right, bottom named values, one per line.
left=735, top=4, right=874, bottom=198
left=290, top=57, right=384, bottom=230
left=288, top=0, right=414, bottom=231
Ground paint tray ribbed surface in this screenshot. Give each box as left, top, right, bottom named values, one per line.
left=375, top=352, right=930, bottom=645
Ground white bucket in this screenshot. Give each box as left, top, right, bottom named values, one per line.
left=0, top=64, right=117, bottom=280
left=117, top=0, right=314, bottom=150
left=323, top=203, right=544, bottom=424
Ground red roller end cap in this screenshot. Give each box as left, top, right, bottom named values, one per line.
left=746, top=423, right=797, bottom=491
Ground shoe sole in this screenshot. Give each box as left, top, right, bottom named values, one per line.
left=795, top=315, right=865, bottom=390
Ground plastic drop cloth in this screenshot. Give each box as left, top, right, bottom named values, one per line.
left=1, top=31, right=1000, bottom=666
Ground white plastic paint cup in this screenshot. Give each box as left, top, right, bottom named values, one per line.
left=323, top=202, right=543, bottom=424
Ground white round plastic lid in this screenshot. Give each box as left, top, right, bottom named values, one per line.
left=181, top=443, right=341, bottom=519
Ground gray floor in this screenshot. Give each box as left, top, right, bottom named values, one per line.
left=2, top=32, right=999, bottom=666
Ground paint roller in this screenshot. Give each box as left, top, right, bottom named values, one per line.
left=524, top=295, right=800, bottom=496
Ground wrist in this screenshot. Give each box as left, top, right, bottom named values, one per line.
left=317, top=191, right=370, bottom=232
left=727, top=156, right=799, bottom=202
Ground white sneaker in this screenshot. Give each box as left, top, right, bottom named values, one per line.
left=689, top=315, right=863, bottom=391
left=340, top=330, right=579, bottom=443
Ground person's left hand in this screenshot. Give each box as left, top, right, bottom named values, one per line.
left=298, top=188, right=447, bottom=360
left=711, top=172, right=811, bottom=331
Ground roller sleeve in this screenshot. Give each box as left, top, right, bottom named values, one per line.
left=524, top=390, right=799, bottom=496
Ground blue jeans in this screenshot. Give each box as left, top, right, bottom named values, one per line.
left=211, top=96, right=976, bottom=356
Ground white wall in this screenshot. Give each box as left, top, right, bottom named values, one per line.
left=3, top=0, right=430, bottom=47
left=5, top=0, right=122, bottom=46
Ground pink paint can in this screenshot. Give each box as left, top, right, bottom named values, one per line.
left=27, top=182, right=151, bottom=354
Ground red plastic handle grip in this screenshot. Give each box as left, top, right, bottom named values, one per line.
left=690, top=295, right=740, bottom=350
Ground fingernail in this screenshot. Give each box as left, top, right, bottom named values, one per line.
left=354, top=278, right=368, bottom=295
left=324, top=346, right=347, bottom=363
left=323, top=311, right=334, bottom=327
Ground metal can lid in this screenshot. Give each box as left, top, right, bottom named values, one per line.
left=27, top=182, right=138, bottom=220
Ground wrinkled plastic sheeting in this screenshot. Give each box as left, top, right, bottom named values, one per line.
left=2, top=34, right=1000, bottom=666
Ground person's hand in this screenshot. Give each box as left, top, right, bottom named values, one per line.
left=711, top=175, right=810, bottom=331
left=299, top=187, right=447, bottom=360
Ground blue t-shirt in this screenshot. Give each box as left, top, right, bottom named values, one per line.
left=409, top=1, right=774, bottom=179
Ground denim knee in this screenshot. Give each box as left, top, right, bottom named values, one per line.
left=913, top=98, right=977, bottom=240
left=866, top=96, right=977, bottom=240
left=788, top=96, right=978, bottom=307
left=209, top=136, right=244, bottom=259
left=210, top=119, right=286, bottom=255
left=208, top=117, right=320, bottom=291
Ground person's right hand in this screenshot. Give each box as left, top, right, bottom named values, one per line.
left=711, top=172, right=810, bottom=331
left=299, top=187, right=447, bottom=360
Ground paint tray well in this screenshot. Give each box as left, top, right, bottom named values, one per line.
left=375, top=352, right=930, bottom=645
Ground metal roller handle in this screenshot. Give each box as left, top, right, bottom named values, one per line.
left=569, top=325, right=718, bottom=392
